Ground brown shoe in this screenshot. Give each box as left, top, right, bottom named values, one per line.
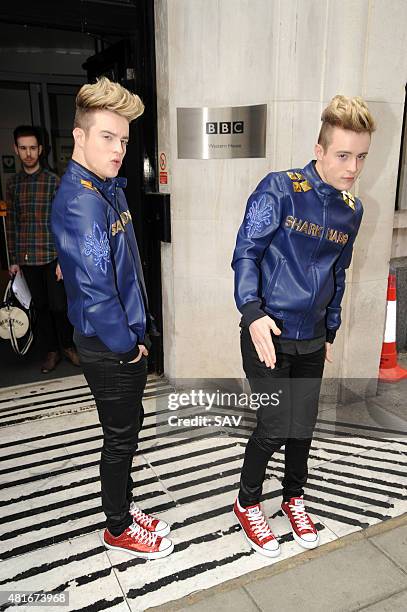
left=41, top=351, right=61, bottom=373
left=63, top=347, right=80, bottom=367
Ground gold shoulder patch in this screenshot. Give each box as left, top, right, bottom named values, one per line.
left=80, top=179, right=98, bottom=192
left=300, top=180, right=312, bottom=192
left=287, top=171, right=304, bottom=181
left=287, top=171, right=312, bottom=193
left=341, top=190, right=356, bottom=211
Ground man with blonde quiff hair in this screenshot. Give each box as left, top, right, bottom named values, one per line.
left=318, top=95, right=376, bottom=151
left=51, top=78, right=173, bottom=559
left=74, top=76, right=145, bottom=129
left=232, top=96, right=375, bottom=557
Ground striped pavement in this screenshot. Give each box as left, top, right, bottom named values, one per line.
left=0, top=375, right=406, bottom=611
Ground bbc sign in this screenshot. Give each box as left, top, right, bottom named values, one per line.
left=177, top=104, right=267, bottom=159
left=206, top=121, right=244, bottom=134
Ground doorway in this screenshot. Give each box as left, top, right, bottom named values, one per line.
left=0, top=78, right=82, bottom=197
left=0, top=1, right=165, bottom=385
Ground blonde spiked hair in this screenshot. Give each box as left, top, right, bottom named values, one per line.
left=318, top=95, right=376, bottom=150
left=74, top=77, right=144, bottom=129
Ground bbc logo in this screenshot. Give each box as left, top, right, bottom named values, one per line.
left=206, top=121, right=244, bottom=134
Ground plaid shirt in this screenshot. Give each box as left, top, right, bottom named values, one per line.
left=5, top=167, right=60, bottom=266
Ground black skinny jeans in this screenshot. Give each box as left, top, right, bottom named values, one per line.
left=22, top=259, right=73, bottom=353
left=239, top=326, right=325, bottom=506
left=78, top=346, right=147, bottom=536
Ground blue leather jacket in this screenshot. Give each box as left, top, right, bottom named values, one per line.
left=232, top=161, right=363, bottom=341
left=51, top=160, right=146, bottom=355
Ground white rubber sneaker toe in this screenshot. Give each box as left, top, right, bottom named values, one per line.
left=159, top=537, right=174, bottom=554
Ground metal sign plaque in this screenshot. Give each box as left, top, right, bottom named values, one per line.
left=177, top=104, right=267, bottom=159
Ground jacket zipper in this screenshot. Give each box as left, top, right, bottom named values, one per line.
left=296, top=198, right=327, bottom=339
left=265, top=257, right=286, bottom=300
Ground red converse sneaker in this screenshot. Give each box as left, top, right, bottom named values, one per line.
left=234, top=498, right=280, bottom=558
left=129, top=502, right=170, bottom=536
left=281, top=496, right=319, bottom=549
left=104, top=523, right=173, bottom=559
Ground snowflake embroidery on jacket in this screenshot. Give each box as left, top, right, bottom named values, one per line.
left=83, top=221, right=110, bottom=274
left=245, top=195, right=273, bottom=238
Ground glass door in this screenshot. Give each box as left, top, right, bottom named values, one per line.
left=47, top=84, right=77, bottom=176
left=0, top=80, right=79, bottom=269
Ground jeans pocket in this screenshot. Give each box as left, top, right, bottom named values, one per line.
left=120, top=354, right=147, bottom=369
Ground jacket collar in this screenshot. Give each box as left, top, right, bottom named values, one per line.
left=67, top=159, right=127, bottom=194
left=303, top=160, right=340, bottom=197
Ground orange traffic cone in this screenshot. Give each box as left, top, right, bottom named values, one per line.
left=378, top=270, right=407, bottom=383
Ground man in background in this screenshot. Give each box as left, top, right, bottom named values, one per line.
left=5, top=125, right=78, bottom=372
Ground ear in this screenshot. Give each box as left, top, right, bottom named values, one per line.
left=38, top=144, right=43, bottom=156
left=73, top=127, right=85, bottom=148
left=13, top=144, right=19, bottom=156
left=314, top=143, right=324, bottom=161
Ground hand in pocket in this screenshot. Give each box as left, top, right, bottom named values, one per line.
left=127, top=344, right=149, bottom=364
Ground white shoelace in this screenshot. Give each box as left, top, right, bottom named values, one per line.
left=289, top=503, right=312, bottom=531
left=246, top=506, right=274, bottom=541
left=130, top=503, right=154, bottom=528
left=128, top=521, right=158, bottom=546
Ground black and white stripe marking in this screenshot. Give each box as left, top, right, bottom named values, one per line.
left=0, top=379, right=405, bottom=611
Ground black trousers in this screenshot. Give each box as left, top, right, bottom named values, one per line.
left=22, top=260, right=73, bottom=354
left=239, top=326, right=325, bottom=506
left=78, top=346, right=147, bottom=536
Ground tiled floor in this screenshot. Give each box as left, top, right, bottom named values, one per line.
left=0, top=374, right=406, bottom=611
